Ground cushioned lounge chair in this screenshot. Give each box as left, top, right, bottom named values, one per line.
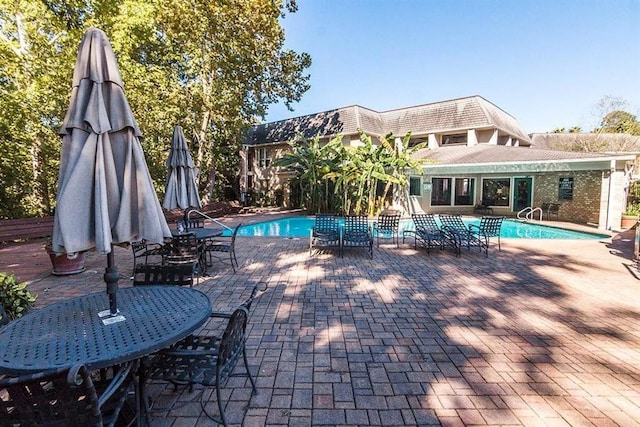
left=341, top=215, right=373, bottom=259
left=310, top=214, right=341, bottom=256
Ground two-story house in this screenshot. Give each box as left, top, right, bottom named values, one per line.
left=243, top=95, right=635, bottom=230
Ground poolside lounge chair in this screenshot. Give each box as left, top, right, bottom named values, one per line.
left=438, top=214, right=483, bottom=256
left=402, top=213, right=448, bottom=254
left=469, top=216, right=504, bottom=256
left=309, top=214, right=341, bottom=256
left=341, top=215, right=373, bottom=259
left=373, top=210, right=401, bottom=247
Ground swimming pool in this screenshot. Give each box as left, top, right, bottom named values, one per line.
left=225, top=216, right=608, bottom=239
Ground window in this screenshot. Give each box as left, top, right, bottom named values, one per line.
left=441, top=133, right=467, bottom=145
left=482, top=178, right=510, bottom=207
left=454, top=178, right=475, bottom=206
left=431, top=178, right=452, bottom=206
left=409, top=176, right=422, bottom=196
left=258, top=148, right=271, bottom=168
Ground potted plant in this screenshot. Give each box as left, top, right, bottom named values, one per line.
left=621, top=201, right=640, bottom=229
left=0, top=272, right=37, bottom=322
left=44, top=239, right=87, bottom=275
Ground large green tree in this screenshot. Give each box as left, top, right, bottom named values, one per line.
left=0, top=0, right=310, bottom=218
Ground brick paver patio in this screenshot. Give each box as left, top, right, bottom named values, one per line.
left=1, top=215, right=639, bottom=426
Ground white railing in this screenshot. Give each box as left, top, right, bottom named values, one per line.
left=517, top=206, right=543, bottom=221
left=187, top=209, right=233, bottom=231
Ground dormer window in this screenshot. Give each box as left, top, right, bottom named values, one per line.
left=441, top=133, right=467, bottom=145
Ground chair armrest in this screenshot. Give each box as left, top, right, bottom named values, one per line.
left=96, top=361, right=134, bottom=408
left=209, top=311, right=232, bottom=319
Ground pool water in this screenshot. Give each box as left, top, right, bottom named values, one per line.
left=225, top=216, right=608, bottom=240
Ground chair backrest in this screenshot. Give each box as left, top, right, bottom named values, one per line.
left=230, top=223, right=242, bottom=247
left=177, top=218, right=204, bottom=231
left=377, top=213, right=400, bottom=231
left=411, top=213, right=439, bottom=231
left=133, top=264, right=194, bottom=287
left=343, top=215, right=370, bottom=235
left=169, top=233, right=198, bottom=256
left=314, top=214, right=339, bottom=234
left=438, top=214, right=467, bottom=231
left=0, top=365, right=103, bottom=425
left=478, top=216, right=504, bottom=237
left=165, top=233, right=199, bottom=265
left=217, top=306, right=249, bottom=384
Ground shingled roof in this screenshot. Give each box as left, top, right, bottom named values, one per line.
left=245, top=96, right=530, bottom=146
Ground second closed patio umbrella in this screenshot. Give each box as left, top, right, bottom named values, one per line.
left=162, top=125, right=201, bottom=211
left=52, top=27, right=171, bottom=315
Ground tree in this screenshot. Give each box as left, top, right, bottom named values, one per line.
left=598, top=110, right=640, bottom=135
left=0, top=0, right=311, bottom=218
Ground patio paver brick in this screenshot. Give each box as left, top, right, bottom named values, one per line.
left=1, top=216, right=639, bottom=426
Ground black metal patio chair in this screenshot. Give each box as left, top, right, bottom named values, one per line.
left=0, top=363, right=135, bottom=427
left=132, top=263, right=195, bottom=287
left=147, top=305, right=256, bottom=427
left=204, top=224, right=241, bottom=273
left=373, top=211, right=401, bottom=248
left=309, top=214, right=341, bottom=256
left=341, top=215, right=373, bottom=259
left=130, top=239, right=165, bottom=277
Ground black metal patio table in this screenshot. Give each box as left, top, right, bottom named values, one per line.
left=0, top=285, right=211, bottom=423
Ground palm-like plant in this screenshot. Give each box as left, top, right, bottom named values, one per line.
left=273, top=131, right=425, bottom=215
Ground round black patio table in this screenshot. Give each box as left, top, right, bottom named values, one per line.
left=0, top=286, right=211, bottom=375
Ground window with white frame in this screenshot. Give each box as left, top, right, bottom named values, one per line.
left=258, top=148, right=271, bottom=168
left=409, top=176, right=422, bottom=196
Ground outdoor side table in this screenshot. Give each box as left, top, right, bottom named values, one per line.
left=0, top=286, right=211, bottom=375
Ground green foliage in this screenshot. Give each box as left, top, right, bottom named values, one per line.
left=0, top=272, right=37, bottom=321
left=623, top=201, right=640, bottom=217
left=273, top=131, right=425, bottom=215
left=0, top=0, right=311, bottom=218
left=597, top=110, right=640, bottom=135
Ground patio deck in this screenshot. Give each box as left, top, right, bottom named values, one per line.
left=1, top=214, right=639, bottom=426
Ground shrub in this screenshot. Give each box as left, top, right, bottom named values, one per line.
left=0, top=272, right=37, bottom=322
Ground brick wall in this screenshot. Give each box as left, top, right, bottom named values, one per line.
left=533, top=171, right=602, bottom=224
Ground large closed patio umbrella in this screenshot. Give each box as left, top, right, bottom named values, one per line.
left=52, top=27, right=171, bottom=315
left=162, top=125, right=201, bottom=211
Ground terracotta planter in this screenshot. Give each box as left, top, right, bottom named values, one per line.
left=45, top=246, right=87, bottom=275
left=621, top=214, right=639, bottom=230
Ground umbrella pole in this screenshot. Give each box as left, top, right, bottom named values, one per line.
left=105, top=249, right=119, bottom=314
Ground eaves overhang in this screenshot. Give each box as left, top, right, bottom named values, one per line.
left=420, top=156, right=635, bottom=175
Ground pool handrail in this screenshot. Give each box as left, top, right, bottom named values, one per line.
left=186, top=209, right=233, bottom=231
left=517, top=206, right=543, bottom=221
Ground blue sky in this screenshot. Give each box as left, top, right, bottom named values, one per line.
left=265, top=0, right=640, bottom=134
